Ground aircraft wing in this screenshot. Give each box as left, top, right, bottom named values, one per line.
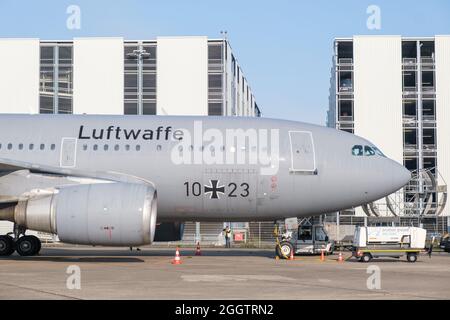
left=0, top=157, right=154, bottom=204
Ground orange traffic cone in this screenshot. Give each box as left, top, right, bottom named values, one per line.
left=171, top=247, right=182, bottom=265
left=338, top=252, right=344, bottom=262
left=320, top=249, right=325, bottom=262
left=195, top=242, right=202, bottom=256
left=289, top=250, right=294, bottom=260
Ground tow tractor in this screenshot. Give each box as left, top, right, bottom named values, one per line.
left=275, top=224, right=334, bottom=259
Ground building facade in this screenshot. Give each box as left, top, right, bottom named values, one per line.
left=0, top=36, right=261, bottom=117
left=328, top=35, right=450, bottom=222
left=0, top=36, right=261, bottom=240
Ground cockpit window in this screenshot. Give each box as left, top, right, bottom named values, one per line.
left=352, top=145, right=363, bottom=156
left=364, top=146, right=376, bottom=156
left=373, top=146, right=386, bottom=157
left=353, top=144, right=386, bottom=157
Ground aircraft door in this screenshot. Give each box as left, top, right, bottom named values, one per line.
left=60, top=138, right=77, bottom=168
left=289, top=131, right=316, bottom=173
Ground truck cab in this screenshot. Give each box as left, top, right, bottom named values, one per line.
left=276, top=224, right=334, bottom=258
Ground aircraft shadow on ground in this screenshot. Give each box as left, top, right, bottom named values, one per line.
left=0, top=248, right=277, bottom=260
left=0, top=256, right=145, bottom=263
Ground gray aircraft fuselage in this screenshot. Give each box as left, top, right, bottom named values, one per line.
left=0, top=114, right=410, bottom=222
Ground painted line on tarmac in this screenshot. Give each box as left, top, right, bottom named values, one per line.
left=0, top=281, right=83, bottom=300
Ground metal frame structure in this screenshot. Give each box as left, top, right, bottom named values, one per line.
left=39, top=41, right=73, bottom=114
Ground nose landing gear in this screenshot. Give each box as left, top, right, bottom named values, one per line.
left=0, top=225, right=42, bottom=257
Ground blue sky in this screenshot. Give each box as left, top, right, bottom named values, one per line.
left=0, top=0, right=449, bottom=124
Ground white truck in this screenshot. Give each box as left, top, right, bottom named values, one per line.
left=352, top=226, right=427, bottom=263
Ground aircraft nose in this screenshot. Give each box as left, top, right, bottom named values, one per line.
left=391, top=161, right=412, bottom=190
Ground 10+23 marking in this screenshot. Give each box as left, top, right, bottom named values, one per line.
left=184, top=180, right=249, bottom=199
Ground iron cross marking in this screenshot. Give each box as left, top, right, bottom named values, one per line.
left=204, top=180, right=225, bottom=199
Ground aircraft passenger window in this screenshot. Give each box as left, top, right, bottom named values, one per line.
left=125, top=144, right=130, bottom=151
left=82, top=144, right=88, bottom=151
left=29, top=144, right=34, bottom=150
left=104, top=144, right=109, bottom=151
left=7, top=143, right=12, bottom=150
left=351, top=145, right=363, bottom=156
left=364, top=146, right=376, bottom=156
left=157, top=145, right=162, bottom=151
left=50, top=144, right=56, bottom=151
left=136, top=145, right=141, bottom=151
left=114, top=145, right=119, bottom=151
left=0, top=144, right=2, bottom=150
left=93, top=144, right=98, bottom=151
left=18, top=144, right=23, bottom=150
left=40, top=144, right=45, bottom=150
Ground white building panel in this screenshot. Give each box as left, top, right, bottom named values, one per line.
left=435, top=35, right=450, bottom=216
left=73, top=38, right=124, bottom=115
left=353, top=36, right=403, bottom=162
left=157, top=36, right=208, bottom=115
left=0, top=39, right=39, bottom=114
left=353, top=36, right=403, bottom=216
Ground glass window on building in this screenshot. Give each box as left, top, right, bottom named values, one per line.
left=403, top=100, right=417, bottom=118
left=143, top=102, right=156, bottom=115
left=422, top=128, right=436, bottom=147
left=208, top=42, right=224, bottom=116
left=39, top=44, right=73, bottom=114
left=403, top=129, right=417, bottom=147
left=208, top=43, right=223, bottom=72
left=422, top=99, right=436, bottom=120
left=338, top=100, right=353, bottom=119
left=124, top=101, right=138, bottom=115
left=208, top=102, right=222, bottom=116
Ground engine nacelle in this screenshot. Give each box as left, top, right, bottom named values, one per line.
left=154, top=222, right=185, bottom=242
left=14, top=182, right=157, bottom=246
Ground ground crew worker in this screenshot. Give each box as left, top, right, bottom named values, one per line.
left=223, top=226, right=232, bottom=248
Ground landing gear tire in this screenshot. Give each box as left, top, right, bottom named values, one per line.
left=361, top=253, right=372, bottom=263
left=29, top=235, right=41, bottom=254
left=407, top=253, right=417, bottom=263
left=276, top=241, right=294, bottom=259
left=16, top=236, right=40, bottom=256
left=0, top=235, right=15, bottom=256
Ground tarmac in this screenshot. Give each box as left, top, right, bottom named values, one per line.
left=0, top=245, right=449, bottom=300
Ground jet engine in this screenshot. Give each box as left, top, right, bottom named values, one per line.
left=154, top=222, right=185, bottom=242
left=11, top=182, right=157, bottom=246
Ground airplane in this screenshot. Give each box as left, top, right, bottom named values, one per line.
left=0, top=114, right=411, bottom=257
